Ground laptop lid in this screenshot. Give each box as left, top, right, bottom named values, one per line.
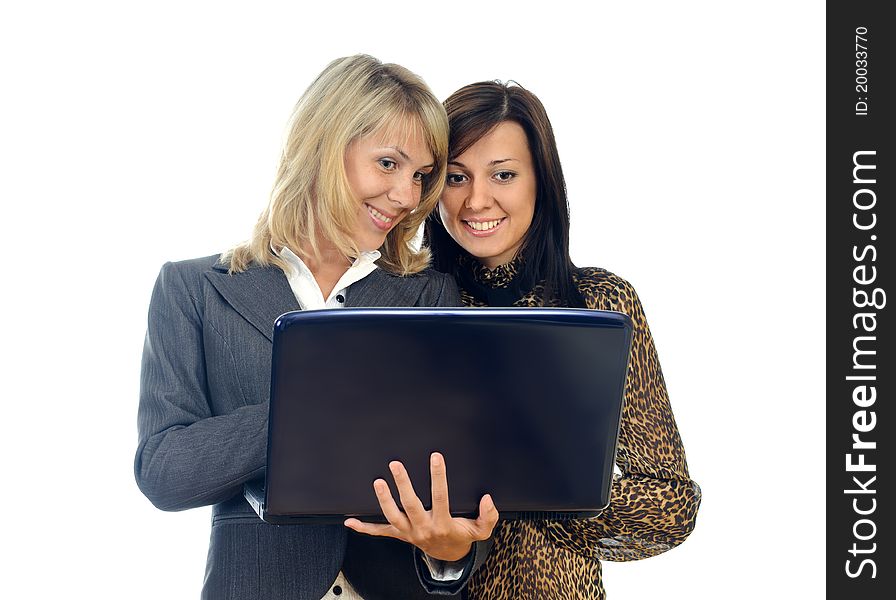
left=251, top=307, right=632, bottom=523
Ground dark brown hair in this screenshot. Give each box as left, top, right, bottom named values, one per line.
left=425, top=81, right=584, bottom=307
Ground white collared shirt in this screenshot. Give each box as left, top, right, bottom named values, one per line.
left=275, top=247, right=464, bottom=600
left=279, top=246, right=381, bottom=310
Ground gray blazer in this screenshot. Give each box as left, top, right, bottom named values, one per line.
left=135, top=255, right=489, bottom=600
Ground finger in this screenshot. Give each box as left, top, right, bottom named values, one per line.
left=471, top=494, right=500, bottom=540
left=343, top=518, right=401, bottom=538
left=429, top=452, right=451, bottom=522
left=448, top=494, right=499, bottom=541
left=389, top=461, right=427, bottom=523
left=372, top=478, right=410, bottom=530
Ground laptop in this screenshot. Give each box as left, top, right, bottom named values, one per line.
left=245, top=307, right=632, bottom=524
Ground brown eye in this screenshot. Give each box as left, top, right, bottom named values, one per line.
left=494, top=171, right=516, bottom=182
left=446, top=173, right=467, bottom=185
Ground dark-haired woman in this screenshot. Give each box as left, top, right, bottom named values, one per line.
left=425, top=82, right=701, bottom=599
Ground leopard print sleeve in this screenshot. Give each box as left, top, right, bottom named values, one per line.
left=541, top=268, right=702, bottom=561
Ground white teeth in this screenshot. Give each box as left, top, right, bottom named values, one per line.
left=467, top=219, right=502, bottom=231
left=368, top=206, right=393, bottom=223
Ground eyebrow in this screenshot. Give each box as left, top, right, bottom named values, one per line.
left=448, top=158, right=518, bottom=168
left=385, top=146, right=411, bottom=161
left=384, top=146, right=434, bottom=169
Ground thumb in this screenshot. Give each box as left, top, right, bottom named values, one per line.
left=474, top=494, right=499, bottom=537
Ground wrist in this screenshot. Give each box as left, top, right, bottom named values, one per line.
left=425, top=541, right=473, bottom=562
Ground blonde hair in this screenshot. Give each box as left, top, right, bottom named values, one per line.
left=225, top=55, right=448, bottom=275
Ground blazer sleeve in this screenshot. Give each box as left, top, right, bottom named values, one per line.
left=414, top=537, right=494, bottom=595
left=542, top=277, right=701, bottom=561
left=134, top=261, right=268, bottom=511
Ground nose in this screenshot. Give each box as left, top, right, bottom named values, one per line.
left=465, top=178, right=494, bottom=211
left=388, top=175, right=421, bottom=211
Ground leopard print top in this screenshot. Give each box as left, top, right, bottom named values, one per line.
left=459, top=258, right=702, bottom=600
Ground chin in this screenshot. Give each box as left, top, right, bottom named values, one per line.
left=466, top=244, right=503, bottom=261
left=361, top=236, right=388, bottom=253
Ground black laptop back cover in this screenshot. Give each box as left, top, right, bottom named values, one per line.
left=263, top=308, right=632, bottom=522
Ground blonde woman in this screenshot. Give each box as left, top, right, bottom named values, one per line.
left=136, top=55, right=498, bottom=600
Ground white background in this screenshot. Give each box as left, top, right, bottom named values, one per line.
left=0, top=1, right=824, bottom=598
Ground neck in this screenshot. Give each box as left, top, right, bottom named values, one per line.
left=464, top=252, right=521, bottom=272
left=296, top=241, right=353, bottom=299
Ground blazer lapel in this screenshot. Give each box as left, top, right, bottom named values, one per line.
left=204, top=261, right=299, bottom=341
left=345, top=269, right=425, bottom=307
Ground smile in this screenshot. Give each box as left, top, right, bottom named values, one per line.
left=463, top=218, right=506, bottom=235
left=367, top=204, right=396, bottom=231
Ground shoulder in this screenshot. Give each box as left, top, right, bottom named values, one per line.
left=388, top=267, right=461, bottom=307
left=350, top=267, right=461, bottom=308
left=379, top=267, right=457, bottom=290
left=378, top=266, right=453, bottom=283
left=573, top=267, right=644, bottom=319
left=150, top=254, right=226, bottom=304
left=158, top=254, right=226, bottom=279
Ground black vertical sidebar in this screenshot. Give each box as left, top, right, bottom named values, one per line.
left=827, top=1, right=893, bottom=597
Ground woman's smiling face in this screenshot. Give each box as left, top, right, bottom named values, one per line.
left=344, top=122, right=434, bottom=252
left=438, top=121, right=536, bottom=269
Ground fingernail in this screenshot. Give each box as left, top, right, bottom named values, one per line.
left=389, top=462, right=401, bottom=475
left=431, top=452, right=442, bottom=466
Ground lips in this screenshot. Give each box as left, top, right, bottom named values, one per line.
left=367, top=204, right=397, bottom=231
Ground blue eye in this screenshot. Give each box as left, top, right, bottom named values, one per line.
left=379, top=159, right=397, bottom=170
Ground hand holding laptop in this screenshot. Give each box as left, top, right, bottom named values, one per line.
left=344, top=452, right=499, bottom=562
